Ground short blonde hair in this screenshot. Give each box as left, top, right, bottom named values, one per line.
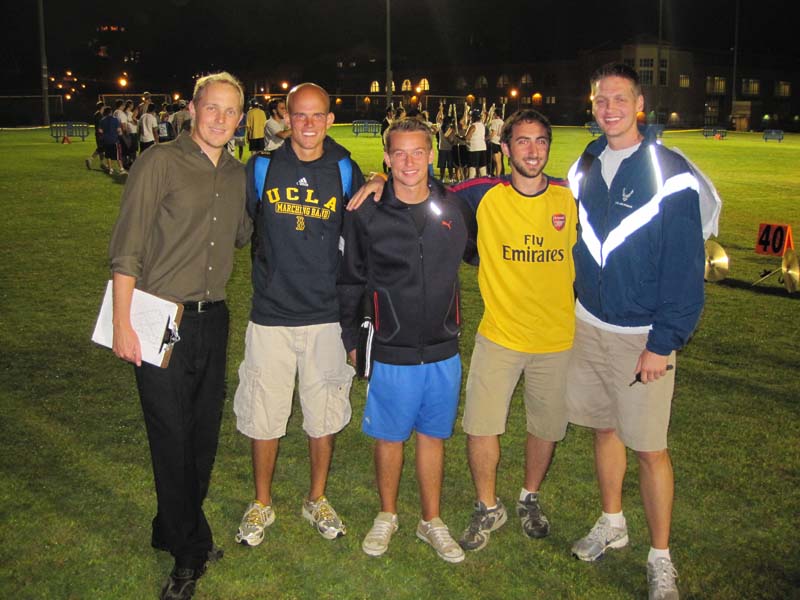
left=384, top=117, right=434, bottom=151
left=192, top=71, right=245, bottom=111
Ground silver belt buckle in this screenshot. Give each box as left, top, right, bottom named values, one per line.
left=197, top=300, right=209, bottom=313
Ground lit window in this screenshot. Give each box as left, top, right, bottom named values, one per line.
left=776, top=81, right=791, bottom=97
left=705, top=76, right=726, bottom=94
left=520, top=73, right=533, bottom=87
left=369, top=81, right=379, bottom=93
left=640, top=58, right=654, bottom=68
left=742, top=79, right=760, bottom=96
left=455, top=77, right=467, bottom=90
left=475, top=76, right=488, bottom=89
left=640, top=70, right=654, bottom=86
left=402, top=79, right=412, bottom=91
left=496, top=74, right=510, bottom=88
left=679, top=74, right=690, bottom=88
left=419, top=78, right=430, bottom=91
left=532, top=93, right=543, bottom=106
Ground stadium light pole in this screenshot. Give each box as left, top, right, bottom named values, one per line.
left=385, top=0, right=392, bottom=109
left=731, top=0, right=739, bottom=127
left=656, top=0, right=662, bottom=124
left=37, top=0, right=50, bottom=125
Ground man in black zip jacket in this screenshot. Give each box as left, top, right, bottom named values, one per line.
left=338, top=118, right=469, bottom=563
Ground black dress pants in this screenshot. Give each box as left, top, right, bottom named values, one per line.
left=134, top=303, right=229, bottom=569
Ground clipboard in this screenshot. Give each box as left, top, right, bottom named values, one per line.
left=91, top=280, right=184, bottom=368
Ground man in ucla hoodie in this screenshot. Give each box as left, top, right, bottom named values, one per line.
left=338, top=118, right=469, bottom=563
left=233, top=83, right=364, bottom=547
left=566, top=63, right=704, bottom=600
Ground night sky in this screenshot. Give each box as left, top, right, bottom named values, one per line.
left=2, top=0, right=796, bottom=94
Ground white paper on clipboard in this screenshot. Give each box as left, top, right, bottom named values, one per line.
left=91, top=280, right=183, bottom=368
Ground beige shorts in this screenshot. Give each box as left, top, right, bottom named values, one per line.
left=565, top=319, right=675, bottom=452
left=462, top=333, right=570, bottom=441
left=234, top=322, right=354, bottom=440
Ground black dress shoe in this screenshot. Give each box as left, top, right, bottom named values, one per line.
left=159, top=565, right=205, bottom=600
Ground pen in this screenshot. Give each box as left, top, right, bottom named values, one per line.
left=629, top=364, right=673, bottom=386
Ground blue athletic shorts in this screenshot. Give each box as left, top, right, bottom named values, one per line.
left=363, top=355, right=462, bottom=442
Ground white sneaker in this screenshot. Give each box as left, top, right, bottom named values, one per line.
left=571, top=515, right=629, bottom=561
left=235, top=500, right=275, bottom=547
left=416, top=517, right=465, bottom=563
left=648, top=557, right=679, bottom=600
left=362, top=512, right=398, bottom=557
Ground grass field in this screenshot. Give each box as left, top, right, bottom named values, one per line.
left=0, top=125, right=798, bottom=600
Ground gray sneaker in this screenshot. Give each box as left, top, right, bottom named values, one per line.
left=235, top=500, right=275, bottom=547
left=648, top=557, right=679, bottom=600
left=458, top=499, right=508, bottom=551
left=416, top=518, right=465, bottom=563
left=85, top=158, right=92, bottom=170
left=516, top=492, right=550, bottom=538
left=362, top=512, right=398, bottom=557
left=571, top=515, right=629, bottom=561
left=302, top=495, right=346, bottom=539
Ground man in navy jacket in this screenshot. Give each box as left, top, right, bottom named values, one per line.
left=566, top=63, right=704, bottom=600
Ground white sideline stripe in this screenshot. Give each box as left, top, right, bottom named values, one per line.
left=579, top=172, right=699, bottom=266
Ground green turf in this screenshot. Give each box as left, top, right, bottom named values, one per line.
left=0, top=126, right=798, bottom=599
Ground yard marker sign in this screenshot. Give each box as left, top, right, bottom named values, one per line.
left=755, top=223, right=793, bottom=256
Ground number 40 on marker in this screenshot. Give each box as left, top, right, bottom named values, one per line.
left=755, top=223, right=794, bottom=256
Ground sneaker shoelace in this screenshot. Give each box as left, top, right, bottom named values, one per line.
left=466, top=510, right=487, bottom=535
left=651, top=559, right=678, bottom=590
left=587, top=520, right=615, bottom=543
left=244, top=506, right=266, bottom=526
left=521, top=499, right=541, bottom=518
left=314, top=500, right=337, bottom=524
left=427, top=525, right=456, bottom=550
left=366, top=520, right=395, bottom=542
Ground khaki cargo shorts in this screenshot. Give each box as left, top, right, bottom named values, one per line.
left=234, top=322, right=354, bottom=440
left=565, top=319, right=675, bottom=452
left=462, top=333, right=570, bottom=441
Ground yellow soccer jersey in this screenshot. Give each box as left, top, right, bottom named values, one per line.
left=474, top=178, right=577, bottom=353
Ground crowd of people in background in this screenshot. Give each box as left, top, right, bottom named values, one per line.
left=85, top=90, right=516, bottom=186
left=85, top=92, right=193, bottom=176
left=375, top=101, right=509, bottom=185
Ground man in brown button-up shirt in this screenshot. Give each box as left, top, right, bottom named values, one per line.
left=108, top=72, right=251, bottom=600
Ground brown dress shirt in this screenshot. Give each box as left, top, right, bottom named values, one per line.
left=109, top=132, right=252, bottom=303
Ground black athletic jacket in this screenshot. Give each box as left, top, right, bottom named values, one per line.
left=338, top=177, right=468, bottom=365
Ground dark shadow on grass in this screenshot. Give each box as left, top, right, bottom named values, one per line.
left=711, top=277, right=799, bottom=298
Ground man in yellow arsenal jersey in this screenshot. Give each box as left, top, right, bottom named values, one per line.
left=451, top=109, right=577, bottom=552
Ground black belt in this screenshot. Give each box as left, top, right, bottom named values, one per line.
left=183, top=300, right=224, bottom=313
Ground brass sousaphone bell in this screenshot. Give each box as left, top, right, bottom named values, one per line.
left=704, top=240, right=729, bottom=282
